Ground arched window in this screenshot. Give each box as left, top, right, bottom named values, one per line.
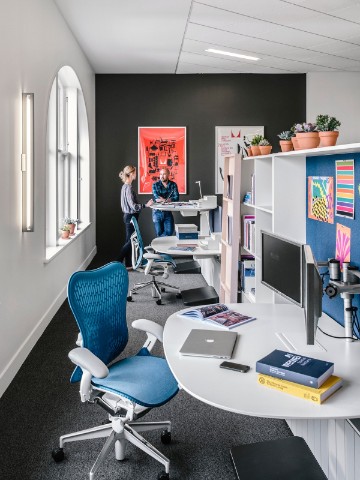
left=46, top=66, right=90, bottom=258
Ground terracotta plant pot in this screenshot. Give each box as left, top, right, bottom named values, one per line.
left=318, top=131, right=339, bottom=148
left=291, top=136, right=301, bottom=150
left=61, top=230, right=70, bottom=239
left=66, top=223, right=76, bottom=235
left=259, top=145, right=272, bottom=155
left=250, top=145, right=260, bottom=156
left=246, top=147, right=253, bottom=157
left=296, top=132, right=320, bottom=150
left=279, top=140, right=293, bottom=152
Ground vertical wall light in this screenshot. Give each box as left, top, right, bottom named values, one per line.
left=21, top=93, right=34, bottom=232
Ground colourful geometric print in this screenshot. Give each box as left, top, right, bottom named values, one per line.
left=335, top=223, right=351, bottom=268
left=308, top=176, right=334, bottom=223
left=335, top=159, right=354, bottom=219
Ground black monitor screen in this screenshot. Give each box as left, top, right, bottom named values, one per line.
left=261, top=231, right=303, bottom=306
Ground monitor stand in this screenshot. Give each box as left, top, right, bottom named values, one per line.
left=276, top=332, right=327, bottom=353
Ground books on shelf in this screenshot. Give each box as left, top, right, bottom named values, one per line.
left=239, top=256, right=255, bottom=294
left=257, top=374, right=343, bottom=404
left=242, top=214, right=255, bottom=253
left=180, top=303, right=256, bottom=330
left=256, top=350, right=334, bottom=388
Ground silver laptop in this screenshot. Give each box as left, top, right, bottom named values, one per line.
left=179, top=329, right=237, bottom=359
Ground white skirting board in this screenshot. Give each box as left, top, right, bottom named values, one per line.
left=286, top=418, right=360, bottom=480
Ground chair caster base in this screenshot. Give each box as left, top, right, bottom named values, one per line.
left=161, top=430, right=171, bottom=445
left=176, top=293, right=182, bottom=299
left=127, top=296, right=133, bottom=302
left=158, top=471, right=169, bottom=480
left=156, top=299, right=162, bottom=305
left=52, top=447, right=65, bottom=463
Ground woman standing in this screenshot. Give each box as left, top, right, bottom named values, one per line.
left=118, top=165, right=153, bottom=269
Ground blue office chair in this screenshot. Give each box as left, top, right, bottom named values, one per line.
left=127, top=217, right=181, bottom=305
left=52, top=262, right=179, bottom=480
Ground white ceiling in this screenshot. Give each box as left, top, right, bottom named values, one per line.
left=54, top=0, right=360, bottom=74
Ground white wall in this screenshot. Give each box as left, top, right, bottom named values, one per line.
left=307, top=73, right=360, bottom=144
left=0, top=0, right=96, bottom=397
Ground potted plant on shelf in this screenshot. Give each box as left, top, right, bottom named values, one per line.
left=60, top=225, right=71, bottom=239
left=315, top=114, right=341, bottom=147
left=294, top=122, right=319, bottom=150
left=250, top=134, right=264, bottom=156
left=259, top=138, right=272, bottom=155
left=277, top=131, right=294, bottom=152
left=64, top=217, right=77, bottom=235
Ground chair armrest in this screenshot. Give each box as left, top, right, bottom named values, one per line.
left=69, top=347, right=109, bottom=378
left=144, top=245, right=155, bottom=253
left=144, top=253, right=166, bottom=261
left=132, top=319, right=164, bottom=352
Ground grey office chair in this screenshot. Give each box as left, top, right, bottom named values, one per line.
left=51, top=262, right=179, bottom=480
left=127, top=217, right=181, bottom=305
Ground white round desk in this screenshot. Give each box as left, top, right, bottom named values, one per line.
left=151, top=236, right=221, bottom=259
left=163, top=303, right=360, bottom=420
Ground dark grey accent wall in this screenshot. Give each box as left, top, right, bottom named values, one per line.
left=96, top=74, right=306, bottom=259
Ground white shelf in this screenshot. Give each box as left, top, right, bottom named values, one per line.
left=246, top=142, right=360, bottom=160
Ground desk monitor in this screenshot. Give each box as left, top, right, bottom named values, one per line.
left=261, top=231, right=303, bottom=307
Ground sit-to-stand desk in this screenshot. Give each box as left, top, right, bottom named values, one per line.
left=150, top=198, right=216, bottom=236
left=163, top=304, right=360, bottom=478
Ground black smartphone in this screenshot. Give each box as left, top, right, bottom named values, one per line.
left=220, top=361, right=250, bottom=373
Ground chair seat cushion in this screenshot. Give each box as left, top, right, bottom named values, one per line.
left=91, top=354, right=179, bottom=407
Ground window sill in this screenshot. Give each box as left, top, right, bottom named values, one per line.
left=44, top=222, right=92, bottom=264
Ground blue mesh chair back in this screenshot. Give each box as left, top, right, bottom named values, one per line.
left=68, top=262, right=129, bottom=383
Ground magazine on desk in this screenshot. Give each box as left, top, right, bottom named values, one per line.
left=180, top=303, right=256, bottom=329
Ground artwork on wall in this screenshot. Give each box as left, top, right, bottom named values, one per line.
left=138, top=127, right=186, bottom=194
left=336, top=223, right=351, bottom=268
left=215, top=126, right=264, bottom=194
left=335, top=159, right=354, bottom=219
left=308, top=176, right=334, bottom=224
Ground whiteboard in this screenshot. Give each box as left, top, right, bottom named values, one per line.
left=215, top=126, right=264, bottom=194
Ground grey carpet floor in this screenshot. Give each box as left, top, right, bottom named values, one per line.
left=0, top=257, right=292, bottom=480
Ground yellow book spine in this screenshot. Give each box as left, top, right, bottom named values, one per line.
left=257, top=374, right=341, bottom=404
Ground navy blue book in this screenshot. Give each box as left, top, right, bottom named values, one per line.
left=256, top=350, right=334, bottom=388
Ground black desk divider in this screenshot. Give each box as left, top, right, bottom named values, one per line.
left=230, top=436, right=326, bottom=480
left=181, top=286, right=219, bottom=307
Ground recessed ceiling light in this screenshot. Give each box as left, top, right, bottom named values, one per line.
left=205, top=49, right=259, bottom=61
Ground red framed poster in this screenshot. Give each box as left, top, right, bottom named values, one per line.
left=138, top=127, right=186, bottom=194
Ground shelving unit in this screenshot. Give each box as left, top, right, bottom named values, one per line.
left=222, top=142, right=360, bottom=305
left=220, top=154, right=241, bottom=303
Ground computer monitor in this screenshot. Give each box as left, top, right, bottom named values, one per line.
left=261, top=231, right=303, bottom=307
left=261, top=231, right=323, bottom=347
left=303, top=244, right=323, bottom=345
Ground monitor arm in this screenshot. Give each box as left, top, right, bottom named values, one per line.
left=323, top=260, right=360, bottom=341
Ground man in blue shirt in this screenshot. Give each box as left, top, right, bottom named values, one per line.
left=152, top=168, right=179, bottom=236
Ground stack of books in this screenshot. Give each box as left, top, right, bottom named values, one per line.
left=256, top=349, right=343, bottom=404
left=175, top=224, right=198, bottom=240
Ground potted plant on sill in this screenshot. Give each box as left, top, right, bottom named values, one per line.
left=315, top=114, right=341, bottom=147
left=250, top=134, right=264, bottom=156
left=64, top=217, right=77, bottom=236
left=277, top=131, right=294, bottom=152
left=294, top=122, right=319, bottom=150
left=259, top=138, right=272, bottom=155
left=60, top=225, right=71, bottom=239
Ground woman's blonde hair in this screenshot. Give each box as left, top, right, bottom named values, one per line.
left=119, top=165, right=136, bottom=183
